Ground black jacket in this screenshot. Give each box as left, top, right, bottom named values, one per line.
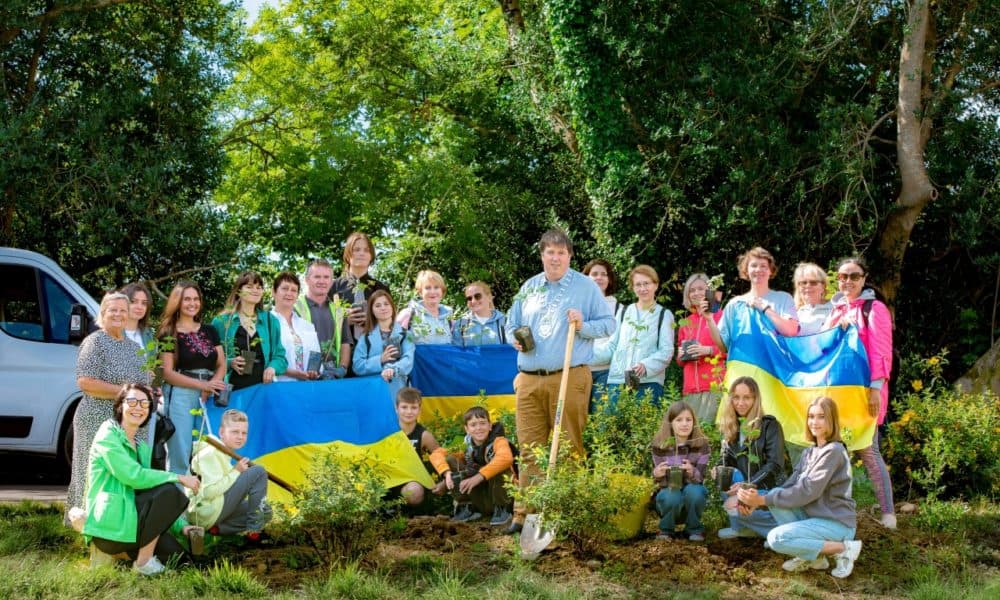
left=722, top=414, right=787, bottom=489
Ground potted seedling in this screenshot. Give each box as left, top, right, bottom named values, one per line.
left=734, top=419, right=762, bottom=509
left=137, top=336, right=174, bottom=389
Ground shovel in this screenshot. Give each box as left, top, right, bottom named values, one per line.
left=520, top=319, right=577, bottom=560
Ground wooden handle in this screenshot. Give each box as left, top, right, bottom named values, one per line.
left=545, top=320, right=578, bottom=479
left=202, top=436, right=298, bottom=493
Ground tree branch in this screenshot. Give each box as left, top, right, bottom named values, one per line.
left=1, top=0, right=143, bottom=46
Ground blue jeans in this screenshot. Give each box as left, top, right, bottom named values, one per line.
left=164, top=384, right=205, bottom=476
left=765, top=494, right=856, bottom=561
left=588, top=369, right=610, bottom=413
left=605, top=382, right=664, bottom=411
left=724, top=469, right=779, bottom=537
left=655, top=483, right=707, bottom=535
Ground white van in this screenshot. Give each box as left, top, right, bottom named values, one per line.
left=0, top=248, right=98, bottom=466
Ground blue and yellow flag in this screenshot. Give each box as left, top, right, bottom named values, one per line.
left=722, top=305, right=875, bottom=451
left=203, top=377, right=434, bottom=503
left=410, top=344, right=518, bottom=418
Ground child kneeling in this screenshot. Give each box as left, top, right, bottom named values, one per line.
left=651, top=401, right=710, bottom=541
left=430, top=407, right=515, bottom=526
left=187, top=410, right=272, bottom=540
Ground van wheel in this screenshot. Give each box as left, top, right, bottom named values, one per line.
left=57, top=405, right=76, bottom=474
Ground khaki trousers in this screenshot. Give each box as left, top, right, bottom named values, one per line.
left=512, top=365, right=590, bottom=520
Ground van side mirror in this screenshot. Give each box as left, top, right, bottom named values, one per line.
left=69, top=303, right=92, bottom=344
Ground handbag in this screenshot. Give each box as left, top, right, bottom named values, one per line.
left=150, top=389, right=177, bottom=471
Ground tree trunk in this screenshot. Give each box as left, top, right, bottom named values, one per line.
left=877, top=0, right=938, bottom=306
left=954, top=337, right=1000, bottom=396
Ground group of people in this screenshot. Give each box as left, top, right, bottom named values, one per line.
left=63, top=228, right=892, bottom=580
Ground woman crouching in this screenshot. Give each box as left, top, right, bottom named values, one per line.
left=736, top=396, right=862, bottom=578
left=83, top=384, right=202, bottom=575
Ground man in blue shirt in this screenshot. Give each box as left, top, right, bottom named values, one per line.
left=504, top=229, right=616, bottom=533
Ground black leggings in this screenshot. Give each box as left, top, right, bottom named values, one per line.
left=92, top=483, right=189, bottom=564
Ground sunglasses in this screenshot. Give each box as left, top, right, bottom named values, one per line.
left=465, top=292, right=483, bottom=303
left=124, top=397, right=151, bottom=408
left=797, top=280, right=823, bottom=286
left=837, top=272, right=865, bottom=282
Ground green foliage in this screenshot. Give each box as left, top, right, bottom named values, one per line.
left=1, top=0, right=245, bottom=301
left=271, top=447, right=401, bottom=565
left=183, top=559, right=269, bottom=597
left=583, top=385, right=666, bottom=475
left=516, top=437, right=651, bottom=555
left=884, top=388, right=1000, bottom=499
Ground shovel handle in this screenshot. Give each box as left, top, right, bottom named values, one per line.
left=201, top=435, right=298, bottom=493
left=545, top=319, right=578, bottom=478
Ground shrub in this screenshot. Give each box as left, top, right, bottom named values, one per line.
left=270, top=447, right=401, bottom=564
left=515, top=438, right=652, bottom=555
left=584, top=385, right=669, bottom=475
left=884, top=388, right=1000, bottom=499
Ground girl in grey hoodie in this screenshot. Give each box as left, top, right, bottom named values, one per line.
left=736, top=396, right=863, bottom=579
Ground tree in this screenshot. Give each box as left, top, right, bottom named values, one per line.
left=0, top=0, right=243, bottom=298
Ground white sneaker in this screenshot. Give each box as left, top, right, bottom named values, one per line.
left=880, top=513, right=897, bottom=529
left=133, top=556, right=165, bottom=576
left=782, top=556, right=830, bottom=572
left=831, top=540, right=862, bottom=578
left=718, top=527, right=757, bottom=540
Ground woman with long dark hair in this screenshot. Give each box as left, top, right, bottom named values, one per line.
left=212, top=271, right=287, bottom=391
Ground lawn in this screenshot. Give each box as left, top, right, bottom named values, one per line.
left=3, top=478, right=998, bottom=600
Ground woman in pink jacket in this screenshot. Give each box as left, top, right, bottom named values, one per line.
left=676, top=273, right=726, bottom=424
left=823, top=257, right=896, bottom=529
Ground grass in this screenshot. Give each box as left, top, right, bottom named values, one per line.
left=2, top=496, right=998, bottom=599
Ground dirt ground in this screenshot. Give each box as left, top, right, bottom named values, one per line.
left=230, top=510, right=946, bottom=598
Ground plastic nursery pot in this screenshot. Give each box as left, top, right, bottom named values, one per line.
left=667, top=466, right=685, bottom=491
left=513, top=326, right=535, bottom=352
left=715, top=466, right=735, bottom=491
left=736, top=481, right=758, bottom=509
left=608, top=473, right=650, bottom=540
left=240, top=350, right=257, bottom=369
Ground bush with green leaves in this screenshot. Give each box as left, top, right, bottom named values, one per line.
left=884, top=387, right=1000, bottom=499
left=515, top=437, right=652, bottom=555
left=584, top=385, right=671, bottom=476
left=270, top=448, right=400, bottom=564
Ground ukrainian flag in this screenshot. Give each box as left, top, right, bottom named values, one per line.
left=722, top=305, right=875, bottom=451
left=203, top=377, right=434, bottom=503
left=410, top=344, right=518, bottom=418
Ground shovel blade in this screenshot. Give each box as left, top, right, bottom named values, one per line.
left=519, top=513, right=555, bottom=560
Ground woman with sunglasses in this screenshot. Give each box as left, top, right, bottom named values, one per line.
left=793, top=263, right=832, bottom=336
left=83, top=384, right=201, bottom=575
left=822, top=257, right=896, bottom=529
left=452, top=281, right=507, bottom=346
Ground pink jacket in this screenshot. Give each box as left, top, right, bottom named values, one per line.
left=676, top=311, right=726, bottom=395
left=825, top=290, right=893, bottom=424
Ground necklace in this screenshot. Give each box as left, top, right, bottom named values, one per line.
left=535, top=272, right=573, bottom=340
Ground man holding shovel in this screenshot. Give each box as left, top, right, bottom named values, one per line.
left=504, top=229, right=616, bottom=537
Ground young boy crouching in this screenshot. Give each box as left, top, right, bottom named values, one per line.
left=394, top=387, right=446, bottom=506
left=187, top=409, right=272, bottom=544
left=430, top=406, right=516, bottom=526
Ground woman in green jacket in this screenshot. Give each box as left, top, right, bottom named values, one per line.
left=212, top=271, right=288, bottom=391
left=83, top=384, right=201, bottom=575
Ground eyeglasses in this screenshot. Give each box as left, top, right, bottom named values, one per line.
left=465, top=292, right=483, bottom=303
left=797, top=280, right=823, bottom=286
left=124, top=397, right=151, bottom=408
left=837, top=272, right=865, bottom=282
left=633, top=282, right=655, bottom=289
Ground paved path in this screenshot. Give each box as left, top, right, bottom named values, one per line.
left=0, top=485, right=66, bottom=504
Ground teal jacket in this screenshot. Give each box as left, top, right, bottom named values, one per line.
left=211, top=310, right=288, bottom=377
left=82, top=419, right=184, bottom=543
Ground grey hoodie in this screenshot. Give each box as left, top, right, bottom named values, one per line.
left=765, top=441, right=857, bottom=530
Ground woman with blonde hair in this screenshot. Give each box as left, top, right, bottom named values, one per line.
left=793, top=262, right=832, bottom=336
left=714, top=376, right=787, bottom=540
left=676, top=272, right=726, bottom=422
left=737, top=396, right=862, bottom=578
left=452, top=281, right=507, bottom=346
left=397, top=269, right=454, bottom=345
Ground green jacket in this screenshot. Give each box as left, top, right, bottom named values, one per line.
left=212, top=309, right=288, bottom=377
left=82, top=419, right=183, bottom=543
